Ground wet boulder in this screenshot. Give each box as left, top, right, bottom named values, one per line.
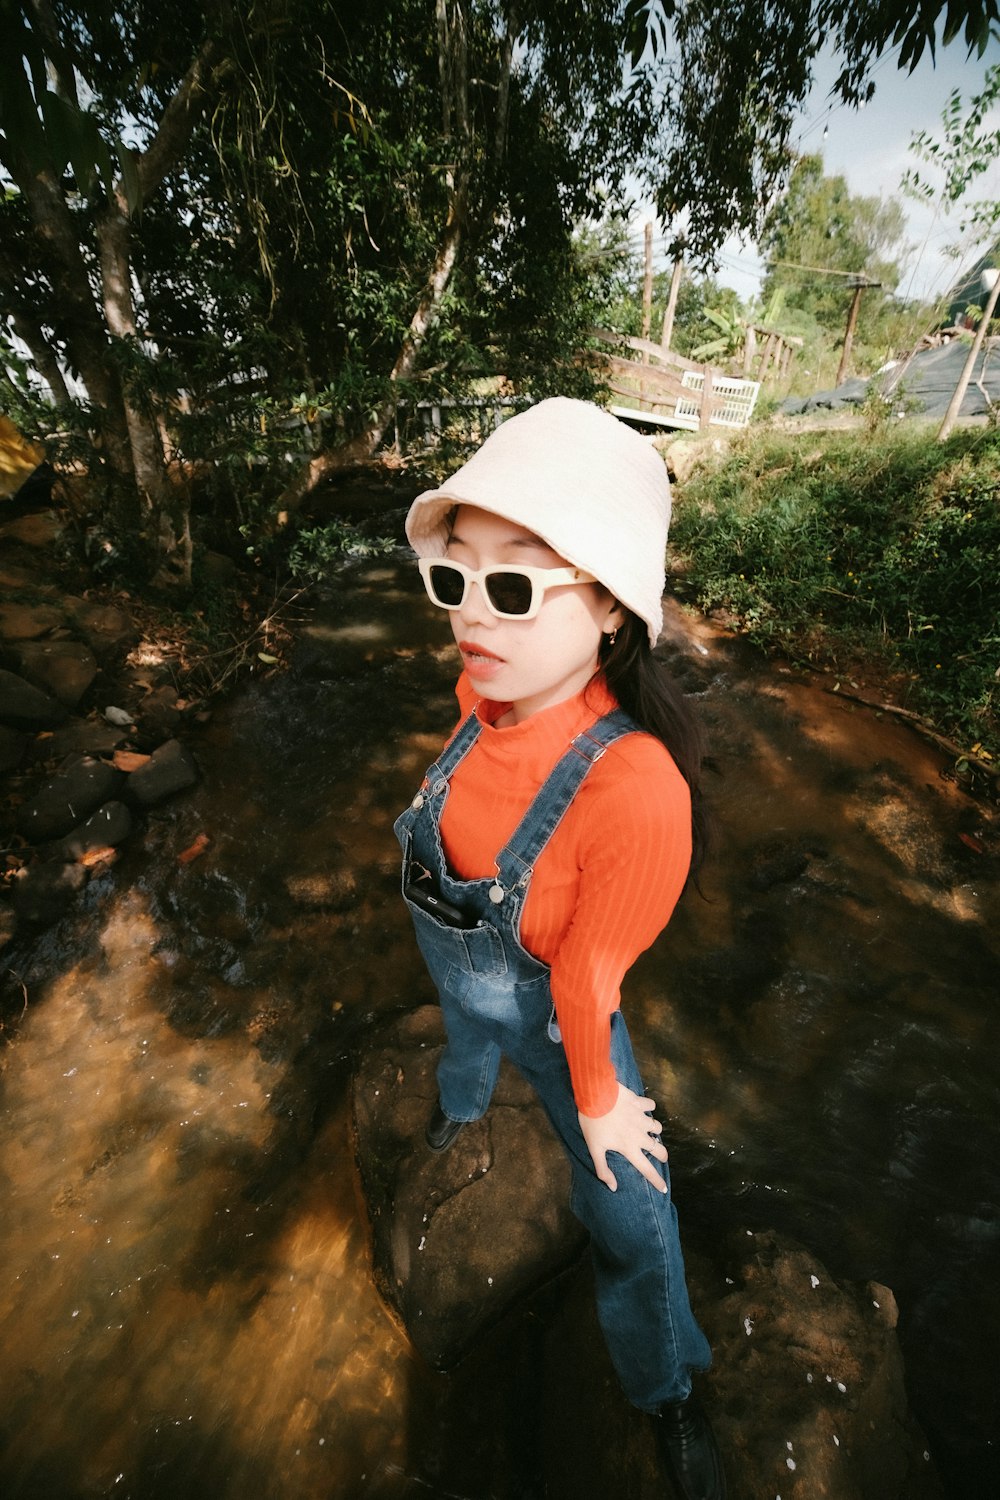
left=352, top=1005, right=586, bottom=1368
left=698, top=1230, right=943, bottom=1499
left=540, top=1230, right=943, bottom=1500
left=52, top=800, right=133, bottom=860
left=16, top=757, right=124, bottom=842
left=125, top=738, right=199, bottom=807
left=0, top=668, right=68, bottom=730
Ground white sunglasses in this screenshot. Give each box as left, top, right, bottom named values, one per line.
left=418, top=557, right=596, bottom=620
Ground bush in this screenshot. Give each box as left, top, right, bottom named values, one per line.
left=670, top=426, right=1000, bottom=757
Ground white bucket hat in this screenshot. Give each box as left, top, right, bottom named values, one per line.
left=404, top=398, right=671, bottom=647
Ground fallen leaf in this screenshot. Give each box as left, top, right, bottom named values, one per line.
left=177, top=833, right=211, bottom=865
left=80, top=846, right=118, bottom=868
left=257, top=652, right=279, bottom=665
left=113, top=750, right=151, bottom=772
left=958, top=832, right=985, bottom=854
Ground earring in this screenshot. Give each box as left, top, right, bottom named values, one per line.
left=607, top=626, right=618, bottom=647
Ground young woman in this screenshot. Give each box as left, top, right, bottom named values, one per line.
left=394, top=398, right=725, bottom=1500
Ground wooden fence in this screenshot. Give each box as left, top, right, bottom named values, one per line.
left=585, top=330, right=761, bottom=432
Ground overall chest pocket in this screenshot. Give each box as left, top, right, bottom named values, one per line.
left=407, top=897, right=509, bottom=978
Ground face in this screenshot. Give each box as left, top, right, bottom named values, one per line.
left=439, top=506, right=623, bottom=724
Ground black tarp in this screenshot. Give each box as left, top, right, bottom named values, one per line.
left=782, top=337, right=999, bottom=419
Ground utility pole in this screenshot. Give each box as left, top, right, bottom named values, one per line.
left=641, top=221, right=654, bottom=348
left=836, top=275, right=880, bottom=386
left=660, top=256, right=683, bottom=350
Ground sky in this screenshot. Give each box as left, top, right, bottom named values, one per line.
left=632, top=30, right=1000, bottom=309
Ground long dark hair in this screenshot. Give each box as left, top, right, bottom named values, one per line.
left=593, top=610, right=709, bottom=878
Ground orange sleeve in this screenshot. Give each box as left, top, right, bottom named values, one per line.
left=548, top=743, right=692, bottom=1117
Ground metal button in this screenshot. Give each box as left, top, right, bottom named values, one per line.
left=488, top=884, right=504, bottom=905
left=411, top=793, right=424, bottom=810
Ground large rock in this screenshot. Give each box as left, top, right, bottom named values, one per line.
left=64, top=598, right=136, bottom=656
left=0, top=510, right=64, bottom=548
left=352, top=1005, right=585, bottom=1368
left=16, top=757, right=124, bottom=842
left=125, top=737, right=199, bottom=806
left=539, top=1231, right=943, bottom=1500
left=354, top=1013, right=942, bottom=1498
left=13, top=639, right=99, bottom=708
left=0, top=668, right=68, bottom=729
left=0, top=601, right=64, bottom=641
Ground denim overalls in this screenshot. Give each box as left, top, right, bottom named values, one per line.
left=394, top=706, right=711, bottom=1410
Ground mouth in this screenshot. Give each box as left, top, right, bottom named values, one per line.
left=458, top=640, right=504, bottom=670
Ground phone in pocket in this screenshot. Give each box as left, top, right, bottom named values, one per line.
left=404, top=863, right=471, bottom=928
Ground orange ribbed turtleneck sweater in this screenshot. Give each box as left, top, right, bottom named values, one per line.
left=438, top=672, right=691, bottom=1117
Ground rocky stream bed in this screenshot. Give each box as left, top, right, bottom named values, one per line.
left=1, top=487, right=998, bottom=1499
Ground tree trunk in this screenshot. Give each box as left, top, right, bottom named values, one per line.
left=493, top=5, right=521, bottom=170
left=96, top=200, right=192, bottom=589
left=938, top=274, right=1000, bottom=441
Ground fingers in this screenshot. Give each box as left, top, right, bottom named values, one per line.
left=629, top=1149, right=668, bottom=1194
left=596, top=1158, right=618, bottom=1192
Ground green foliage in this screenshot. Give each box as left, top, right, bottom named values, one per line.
left=671, top=426, right=1000, bottom=755
left=281, top=520, right=396, bottom=584
left=904, top=62, right=1000, bottom=240
left=761, top=154, right=907, bottom=331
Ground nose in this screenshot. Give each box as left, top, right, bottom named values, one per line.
left=457, top=579, right=495, bottom=630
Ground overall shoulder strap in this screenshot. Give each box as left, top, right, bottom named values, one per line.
left=496, top=709, right=639, bottom=891
left=425, top=707, right=483, bottom=787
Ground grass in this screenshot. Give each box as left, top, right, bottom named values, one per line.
left=668, top=423, right=1000, bottom=763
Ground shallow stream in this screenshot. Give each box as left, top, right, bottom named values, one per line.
left=1, top=550, right=998, bottom=1498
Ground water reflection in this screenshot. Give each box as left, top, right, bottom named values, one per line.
left=1, top=552, right=998, bottom=1497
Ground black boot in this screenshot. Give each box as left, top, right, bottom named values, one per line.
left=425, top=1101, right=465, bottom=1152
left=655, top=1393, right=726, bottom=1500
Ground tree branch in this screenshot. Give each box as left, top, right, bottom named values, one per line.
left=137, top=35, right=225, bottom=201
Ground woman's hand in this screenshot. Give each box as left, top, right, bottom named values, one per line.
left=578, top=1084, right=669, bottom=1193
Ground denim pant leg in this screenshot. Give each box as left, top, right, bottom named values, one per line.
left=435, top=982, right=503, bottom=1123
left=512, top=1011, right=712, bottom=1410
